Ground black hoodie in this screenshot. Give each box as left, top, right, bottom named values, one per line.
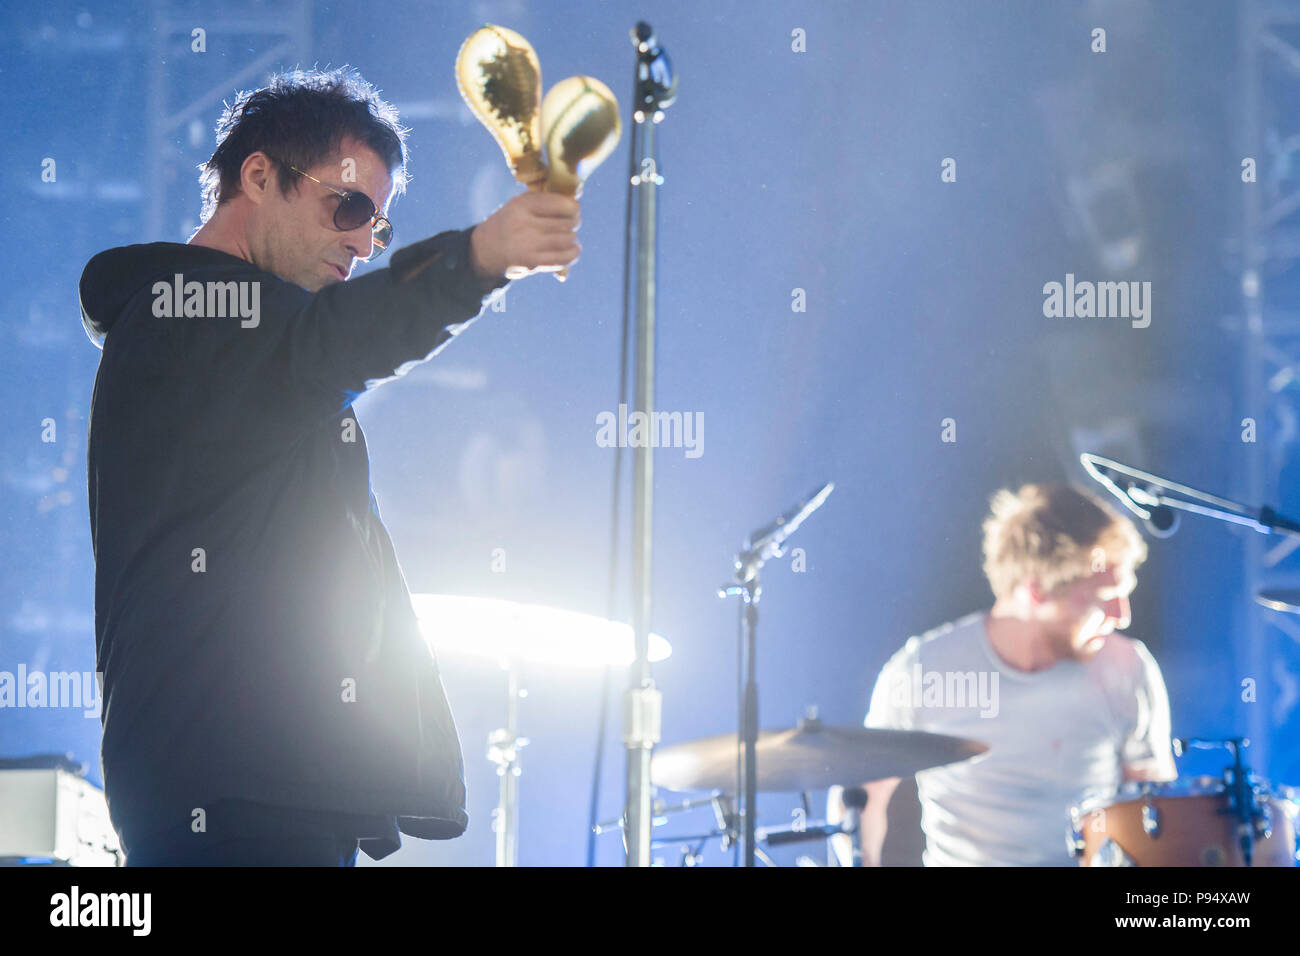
left=79, top=228, right=504, bottom=860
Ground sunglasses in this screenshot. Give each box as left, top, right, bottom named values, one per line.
left=287, top=164, right=393, bottom=262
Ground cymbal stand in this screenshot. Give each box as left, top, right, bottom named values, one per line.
left=718, top=483, right=834, bottom=866
left=487, top=660, right=527, bottom=867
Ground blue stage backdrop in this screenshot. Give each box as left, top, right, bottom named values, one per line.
left=1, top=0, right=1294, bottom=866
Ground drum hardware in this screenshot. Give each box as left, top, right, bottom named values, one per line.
left=1175, top=736, right=1269, bottom=866
left=709, top=793, right=740, bottom=853
left=411, top=594, right=672, bottom=866
left=592, top=792, right=723, bottom=836
left=655, top=834, right=778, bottom=867
left=1069, top=738, right=1299, bottom=866
left=592, top=711, right=989, bottom=865
left=758, top=785, right=868, bottom=866
left=718, top=483, right=835, bottom=867
left=1254, top=589, right=1300, bottom=614
left=1093, top=839, right=1137, bottom=867
left=646, top=719, right=985, bottom=865
left=594, top=793, right=739, bottom=865
left=1141, top=795, right=1160, bottom=837
left=840, top=785, right=868, bottom=866
left=591, top=779, right=875, bottom=867
left=1067, top=807, right=1084, bottom=857
left=759, top=821, right=849, bottom=846
left=485, top=663, right=526, bottom=868
left=651, top=720, right=988, bottom=794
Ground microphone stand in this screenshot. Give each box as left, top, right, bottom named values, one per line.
left=623, top=21, right=677, bottom=869
left=719, top=483, right=834, bottom=866
left=1080, top=454, right=1300, bottom=538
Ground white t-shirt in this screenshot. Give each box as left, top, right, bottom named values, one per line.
left=865, top=611, right=1175, bottom=866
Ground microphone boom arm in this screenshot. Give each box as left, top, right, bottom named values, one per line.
left=1080, top=453, right=1300, bottom=538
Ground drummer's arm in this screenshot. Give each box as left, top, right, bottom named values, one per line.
left=827, top=777, right=899, bottom=866
left=1122, top=641, right=1178, bottom=784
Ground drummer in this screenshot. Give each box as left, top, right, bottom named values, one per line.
left=830, top=483, right=1177, bottom=866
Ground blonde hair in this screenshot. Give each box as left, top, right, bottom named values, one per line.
left=981, top=483, right=1147, bottom=600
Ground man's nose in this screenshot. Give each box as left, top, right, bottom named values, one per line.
left=343, top=226, right=372, bottom=261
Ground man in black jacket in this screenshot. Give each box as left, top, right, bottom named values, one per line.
left=78, top=68, right=580, bottom=865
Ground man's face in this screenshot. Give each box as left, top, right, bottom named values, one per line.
left=1039, top=560, right=1137, bottom=661
left=250, top=136, right=394, bottom=291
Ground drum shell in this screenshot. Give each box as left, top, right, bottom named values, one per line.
left=1071, top=779, right=1298, bottom=867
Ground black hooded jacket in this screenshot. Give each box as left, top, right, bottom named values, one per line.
left=79, top=227, right=504, bottom=860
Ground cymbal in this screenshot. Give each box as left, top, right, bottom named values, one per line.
left=1255, top=589, right=1300, bottom=614
left=409, top=594, right=671, bottom=667
left=651, top=720, right=988, bottom=793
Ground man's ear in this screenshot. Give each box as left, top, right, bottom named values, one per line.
left=239, top=151, right=277, bottom=206
left=1025, top=579, right=1049, bottom=604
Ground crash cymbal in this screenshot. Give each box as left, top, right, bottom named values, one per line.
left=409, top=594, right=671, bottom=667
left=651, top=719, right=988, bottom=793
left=1255, top=589, right=1300, bottom=614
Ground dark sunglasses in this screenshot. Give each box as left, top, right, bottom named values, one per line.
left=287, top=164, right=393, bottom=262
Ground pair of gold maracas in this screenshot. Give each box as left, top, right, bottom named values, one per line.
left=456, top=25, right=622, bottom=280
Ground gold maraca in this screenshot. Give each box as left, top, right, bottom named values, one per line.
left=457, top=27, right=622, bottom=281
left=539, top=75, right=622, bottom=280
left=455, top=25, right=546, bottom=188
left=540, top=75, right=622, bottom=200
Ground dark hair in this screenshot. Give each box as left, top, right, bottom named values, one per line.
left=198, top=66, right=409, bottom=223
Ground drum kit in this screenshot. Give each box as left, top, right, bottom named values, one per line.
left=414, top=591, right=1300, bottom=867
left=634, top=711, right=989, bottom=866
left=408, top=458, right=1300, bottom=867
left=621, top=724, right=1299, bottom=868
left=411, top=591, right=992, bottom=867
left=1069, top=738, right=1299, bottom=867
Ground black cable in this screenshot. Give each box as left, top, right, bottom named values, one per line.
left=584, top=98, right=641, bottom=868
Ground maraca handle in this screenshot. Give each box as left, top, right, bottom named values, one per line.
left=531, top=179, right=579, bottom=282
left=497, top=180, right=569, bottom=282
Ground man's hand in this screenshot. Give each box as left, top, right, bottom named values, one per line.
left=469, top=191, right=581, bottom=284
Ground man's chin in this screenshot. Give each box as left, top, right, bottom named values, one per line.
left=1074, top=634, right=1108, bottom=659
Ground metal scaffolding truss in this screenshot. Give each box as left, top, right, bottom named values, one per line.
left=1237, top=0, right=1300, bottom=771
left=144, top=0, right=313, bottom=239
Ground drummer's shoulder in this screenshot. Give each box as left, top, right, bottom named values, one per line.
left=1101, top=631, right=1163, bottom=673
left=895, top=611, right=988, bottom=659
